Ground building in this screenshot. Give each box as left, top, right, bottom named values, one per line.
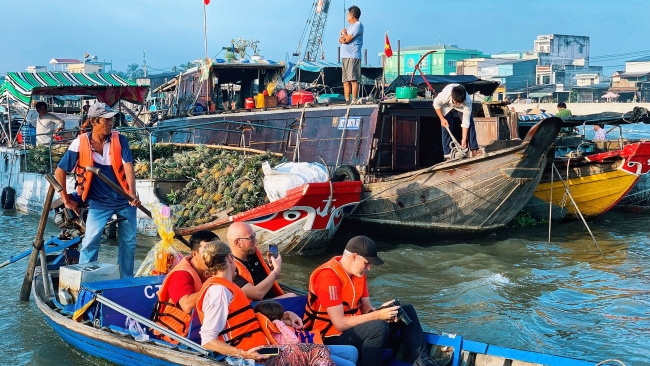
left=533, top=34, right=603, bottom=88
left=47, top=56, right=112, bottom=73
left=575, top=73, right=601, bottom=86
left=26, top=66, right=48, bottom=73
left=572, top=83, right=610, bottom=103
left=457, top=58, right=536, bottom=100
left=610, top=57, right=650, bottom=102
left=49, top=58, right=82, bottom=71
left=382, top=44, right=487, bottom=83
left=136, top=72, right=179, bottom=101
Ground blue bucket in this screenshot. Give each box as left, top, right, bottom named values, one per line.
left=20, top=124, right=36, bottom=145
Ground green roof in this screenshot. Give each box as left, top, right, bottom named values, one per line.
left=0, top=71, right=149, bottom=108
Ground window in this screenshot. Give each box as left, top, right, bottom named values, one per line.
left=447, top=60, right=456, bottom=67
left=433, top=58, right=437, bottom=66
left=579, top=45, right=584, bottom=53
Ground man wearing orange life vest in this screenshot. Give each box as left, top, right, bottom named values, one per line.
left=304, top=236, right=433, bottom=366
left=227, top=222, right=296, bottom=301
left=151, top=230, right=218, bottom=343
left=55, top=102, right=140, bottom=278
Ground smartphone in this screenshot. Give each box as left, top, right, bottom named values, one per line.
left=257, top=347, right=280, bottom=356
left=268, top=244, right=278, bottom=259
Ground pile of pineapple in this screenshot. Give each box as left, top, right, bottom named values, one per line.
left=24, top=144, right=70, bottom=173
left=142, top=145, right=282, bottom=228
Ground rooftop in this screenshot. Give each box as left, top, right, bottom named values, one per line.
left=400, top=44, right=480, bottom=52
left=49, top=58, right=82, bottom=64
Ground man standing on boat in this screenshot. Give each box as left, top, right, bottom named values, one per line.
left=227, top=222, right=296, bottom=300
left=433, top=84, right=480, bottom=158
left=35, top=101, right=65, bottom=146
left=304, top=236, right=435, bottom=366
left=54, top=102, right=140, bottom=278
left=339, top=5, right=363, bottom=102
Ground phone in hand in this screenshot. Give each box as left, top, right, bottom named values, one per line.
left=257, top=347, right=280, bottom=356
left=268, top=244, right=278, bottom=259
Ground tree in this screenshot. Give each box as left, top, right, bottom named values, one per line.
left=125, top=63, right=144, bottom=80
left=178, top=61, right=195, bottom=72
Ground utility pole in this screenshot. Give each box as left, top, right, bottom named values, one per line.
left=142, top=48, right=147, bottom=77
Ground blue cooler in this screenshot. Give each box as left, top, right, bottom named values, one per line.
left=20, top=124, right=36, bottom=145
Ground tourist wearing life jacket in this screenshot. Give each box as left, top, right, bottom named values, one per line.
left=227, top=222, right=295, bottom=300
left=55, top=102, right=140, bottom=278
left=151, top=230, right=218, bottom=343
left=304, top=236, right=435, bottom=366
left=196, top=240, right=336, bottom=366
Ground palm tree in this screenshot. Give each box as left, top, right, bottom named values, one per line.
left=125, top=63, right=143, bottom=80
left=178, top=61, right=195, bottom=72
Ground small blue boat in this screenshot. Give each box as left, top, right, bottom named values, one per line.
left=32, top=257, right=610, bottom=365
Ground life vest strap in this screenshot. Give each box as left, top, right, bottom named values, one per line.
left=227, top=304, right=253, bottom=319
left=225, top=328, right=263, bottom=347
left=219, top=316, right=259, bottom=337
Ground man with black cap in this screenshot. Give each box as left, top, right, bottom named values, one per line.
left=55, top=102, right=140, bottom=278
left=304, top=235, right=433, bottom=366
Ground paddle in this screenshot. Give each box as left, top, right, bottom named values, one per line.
left=20, top=174, right=61, bottom=301
left=84, top=166, right=192, bottom=247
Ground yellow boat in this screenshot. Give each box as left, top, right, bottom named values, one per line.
left=525, top=141, right=650, bottom=220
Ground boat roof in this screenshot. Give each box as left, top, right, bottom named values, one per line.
left=283, top=61, right=383, bottom=87
left=0, top=71, right=149, bottom=108
left=386, top=75, right=500, bottom=96
left=561, top=107, right=650, bottom=126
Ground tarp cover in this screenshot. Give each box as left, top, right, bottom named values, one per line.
left=283, top=61, right=383, bottom=87
left=262, top=161, right=329, bottom=202
left=0, top=72, right=149, bottom=107
left=386, top=75, right=500, bottom=96
left=561, top=108, right=650, bottom=126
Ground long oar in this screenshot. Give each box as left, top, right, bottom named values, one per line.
left=85, top=166, right=152, bottom=218
left=1, top=236, right=81, bottom=270
left=94, top=294, right=209, bottom=355
left=20, top=174, right=60, bottom=301
left=84, top=166, right=192, bottom=247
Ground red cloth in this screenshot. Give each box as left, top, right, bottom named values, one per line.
left=384, top=33, right=393, bottom=58
left=166, top=271, right=196, bottom=305
left=314, top=269, right=368, bottom=308
left=204, top=0, right=210, bottom=4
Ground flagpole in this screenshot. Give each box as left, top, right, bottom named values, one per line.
left=382, top=32, right=386, bottom=99
left=203, top=3, right=208, bottom=61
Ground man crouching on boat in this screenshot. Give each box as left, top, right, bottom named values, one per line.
left=434, top=84, right=480, bottom=158
left=304, top=235, right=436, bottom=366
left=151, top=230, right=218, bottom=343
left=55, top=103, right=140, bottom=278
left=227, top=222, right=297, bottom=300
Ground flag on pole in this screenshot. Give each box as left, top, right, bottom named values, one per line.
left=204, top=0, right=210, bottom=4
left=384, top=33, right=393, bottom=58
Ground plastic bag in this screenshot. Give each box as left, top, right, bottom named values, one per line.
left=125, top=317, right=150, bottom=342
left=262, top=162, right=329, bottom=202
left=135, top=203, right=189, bottom=277
left=225, top=356, right=255, bottom=366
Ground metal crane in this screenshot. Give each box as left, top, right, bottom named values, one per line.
left=293, top=0, right=332, bottom=62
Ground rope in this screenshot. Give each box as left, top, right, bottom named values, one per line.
left=595, top=359, right=626, bottom=366
left=444, top=126, right=468, bottom=161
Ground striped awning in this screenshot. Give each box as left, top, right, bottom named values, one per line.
left=0, top=72, right=149, bottom=107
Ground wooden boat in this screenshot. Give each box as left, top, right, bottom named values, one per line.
left=614, top=172, right=650, bottom=213
left=152, top=67, right=562, bottom=238
left=33, top=266, right=606, bottom=366
left=524, top=141, right=650, bottom=220
left=174, top=181, right=362, bottom=255
left=521, top=109, right=650, bottom=220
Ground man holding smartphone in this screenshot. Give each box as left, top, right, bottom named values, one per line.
left=227, top=222, right=296, bottom=301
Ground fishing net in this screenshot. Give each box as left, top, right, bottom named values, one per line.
left=136, top=203, right=188, bottom=277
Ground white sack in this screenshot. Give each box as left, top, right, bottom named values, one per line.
left=262, top=162, right=329, bottom=202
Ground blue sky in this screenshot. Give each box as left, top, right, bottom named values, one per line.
left=1, top=0, right=647, bottom=75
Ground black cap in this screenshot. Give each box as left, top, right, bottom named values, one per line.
left=345, top=235, right=384, bottom=266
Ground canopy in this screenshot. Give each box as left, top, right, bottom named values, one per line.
left=601, top=92, right=619, bottom=99
left=283, top=61, right=383, bottom=87
left=561, top=107, right=650, bottom=126
left=385, top=75, right=500, bottom=96
left=0, top=72, right=149, bottom=108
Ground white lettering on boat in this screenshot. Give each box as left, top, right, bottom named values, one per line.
left=144, top=285, right=162, bottom=299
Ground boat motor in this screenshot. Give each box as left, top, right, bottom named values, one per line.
left=52, top=201, right=86, bottom=239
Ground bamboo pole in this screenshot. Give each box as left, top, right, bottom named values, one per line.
left=154, top=142, right=283, bottom=156
left=20, top=174, right=61, bottom=301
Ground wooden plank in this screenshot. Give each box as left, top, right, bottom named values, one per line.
left=475, top=354, right=509, bottom=366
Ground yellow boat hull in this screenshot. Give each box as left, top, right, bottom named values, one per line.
left=533, top=168, right=638, bottom=219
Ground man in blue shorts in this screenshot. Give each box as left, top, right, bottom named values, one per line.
left=339, top=5, right=364, bottom=102
left=55, top=102, right=140, bottom=278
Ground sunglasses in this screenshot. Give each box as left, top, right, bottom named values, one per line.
left=237, top=234, right=256, bottom=242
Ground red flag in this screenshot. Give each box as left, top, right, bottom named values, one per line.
left=204, top=0, right=210, bottom=4
left=384, top=33, right=393, bottom=58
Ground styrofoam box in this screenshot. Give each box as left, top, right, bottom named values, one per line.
left=59, top=262, right=120, bottom=301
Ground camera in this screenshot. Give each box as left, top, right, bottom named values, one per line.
left=378, top=298, right=412, bottom=326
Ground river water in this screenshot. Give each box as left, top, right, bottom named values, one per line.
left=1, top=209, right=649, bottom=365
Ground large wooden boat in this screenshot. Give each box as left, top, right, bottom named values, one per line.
left=614, top=172, right=650, bottom=213
left=174, top=181, right=362, bottom=255
left=151, top=66, right=560, bottom=238
left=33, top=261, right=605, bottom=366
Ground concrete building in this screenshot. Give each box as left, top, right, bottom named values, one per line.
left=49, top=58, right=82, bottom=71
left=533, top=34, right=603, bottom=88
left=382, top=44, right=487, bottom=83
left=457, top=58, right=536, bottom=100
left=26, top=66, right=48, bottom=73
left=610, top=57, right=650, bottom=102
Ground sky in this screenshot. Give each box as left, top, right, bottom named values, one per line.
left=1, top=0, right=648, bottom=75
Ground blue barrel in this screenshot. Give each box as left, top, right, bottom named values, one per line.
left=20, top=124, right=36, bottom=145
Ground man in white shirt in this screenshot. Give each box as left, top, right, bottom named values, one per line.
left=35, top=101, right=64, bottom=145
left=433, top=84, right=479, bottom=157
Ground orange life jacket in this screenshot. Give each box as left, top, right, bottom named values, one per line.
left=234, top=248, right=285, bottom=298
left=255, top=312, right=324, bottom=345
left=196, top=277, right=270, bottom=350
left=75, top=131, right=130, bottom=201
left=304, top=256, right=364, bottom=337
left=151, top=257, right=203, bottom=344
